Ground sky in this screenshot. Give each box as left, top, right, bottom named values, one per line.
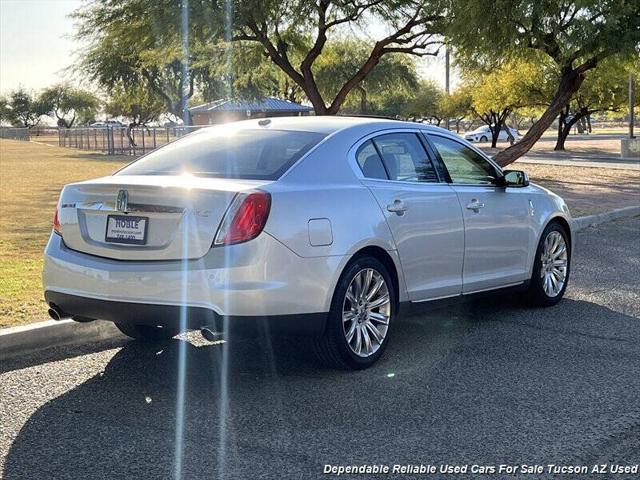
left=0, top=0, right=455, bottom=95
left=0, top=0, right=85, bottom=92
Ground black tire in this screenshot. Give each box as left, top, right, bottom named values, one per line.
left=480, top=135, right=488, bottom=142
left=526, top=221, right=571, bottom=307
left=114, top=322, right=179, bottom=342
left=312, top=255, right=396, bottom=370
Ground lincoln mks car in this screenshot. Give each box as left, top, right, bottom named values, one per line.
left=43, top=117, right=572, bottom=369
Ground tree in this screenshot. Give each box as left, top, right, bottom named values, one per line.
left=228, top=0, right=444, bottom=115
left=0, top=96, right=11, bottom=125
left=39, top=84, right=100, bottom=128
left=510, top=106, right=545, bottom=130
left=2, top=89, right=49, bottom=128
left=439, top=86, right=473, bottom=132
left=554, top=58, right=636, bottom=150
left=106, top=86, right=165, bottom=146
left=73, top=1, right=220, bottom=124
left=465, top=60, right=545, bottom=147
left=447, top=0, right=640, bottom=166
left=194, top=40, right=302, bottom=102
left=314, top=40, right=419, bottom=115
left=404, top=80, right=444, bottom=123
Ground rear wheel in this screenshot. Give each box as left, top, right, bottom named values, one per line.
left=115, top=322, right=179, bottom=342
left=312, top=256, right=395, bottom=370
left=527, top=222, right=571, bottom=306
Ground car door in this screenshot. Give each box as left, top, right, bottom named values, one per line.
left=355, top=131, right=465, bottom=301
left=426, top=133, right=532, bottom=293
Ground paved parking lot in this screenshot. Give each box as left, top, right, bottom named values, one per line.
left=1, top=217, right=639, bottom=480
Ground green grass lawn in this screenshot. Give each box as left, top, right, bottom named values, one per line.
left=0, top=139, right=131, bottom=328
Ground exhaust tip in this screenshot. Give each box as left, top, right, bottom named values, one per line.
left=48, top=304, right=70, bottom=321
left=200, top=327, right=220, bottom=342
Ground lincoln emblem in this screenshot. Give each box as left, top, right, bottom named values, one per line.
left=116, top=189, right=128, bottom=212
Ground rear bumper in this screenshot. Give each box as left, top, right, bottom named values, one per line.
left=43, top=233, right=344, bottom=333
left=44, top=290, right=327, bottom=336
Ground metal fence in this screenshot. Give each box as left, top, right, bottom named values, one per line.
left=58, top=126, right=204, bottom=156
left=0, top=127, right=30, bottom=141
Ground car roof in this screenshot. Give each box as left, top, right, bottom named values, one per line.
left=199, top=115, right=450, bottom=136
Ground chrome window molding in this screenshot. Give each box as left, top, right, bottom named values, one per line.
left=348, top=127, right=446, bottom=185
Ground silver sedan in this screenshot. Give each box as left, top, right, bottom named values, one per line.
left=43, top=117, right=572, bottom=369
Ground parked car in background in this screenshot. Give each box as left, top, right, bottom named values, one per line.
left=89, top=120, right=124, bottom=128
left=43, top=117, right=572, bottom=369
left=464, top=125, right=520, bottom=143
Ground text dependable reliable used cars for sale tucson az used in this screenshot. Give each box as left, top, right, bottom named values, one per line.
left=43, top=117, right=573, bottom=369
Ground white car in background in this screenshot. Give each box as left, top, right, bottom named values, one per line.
left=464, top=125, right=520, bottom=143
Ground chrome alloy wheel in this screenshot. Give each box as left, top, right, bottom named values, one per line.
left=540, top=230, right=568, bottom=297
left=342, top=268, right=391, bottom=358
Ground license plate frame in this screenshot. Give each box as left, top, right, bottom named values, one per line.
left=105, top=215, right=148, bottom=245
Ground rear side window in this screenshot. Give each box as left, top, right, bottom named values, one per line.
left=372, top=133, right=438, bottom=183
left=117, top=129, right=326, bottom=180
left=356, top=140, right=388, bottom=179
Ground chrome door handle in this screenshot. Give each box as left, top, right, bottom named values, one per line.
left=466, top=199, right=485, bottom=212
left=386, top=200, right=408, bottom=216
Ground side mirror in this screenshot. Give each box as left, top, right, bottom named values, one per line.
left=502, top=169, right=529, bottom=188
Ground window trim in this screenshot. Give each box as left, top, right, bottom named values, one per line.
left=349, top=128, right=444, bottom=185
left=425, top=132, right=505, bottom=187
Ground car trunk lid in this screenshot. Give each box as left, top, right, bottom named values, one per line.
left=57, top=175, right=271, bottom=260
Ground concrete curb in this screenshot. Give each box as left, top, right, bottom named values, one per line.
left=572, top=205, right=640, bottom=232
left=0, top=319, right=124, bottom=362
left=1, top=206, right=639, bottom=360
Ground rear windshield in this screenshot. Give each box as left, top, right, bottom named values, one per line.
left=117, top=129, right=326, bottom=180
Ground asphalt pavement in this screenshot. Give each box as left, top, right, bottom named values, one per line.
left=1, top=217, right=639, bottom=480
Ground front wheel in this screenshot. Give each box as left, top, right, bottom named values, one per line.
left=480, top=135, right=488, bottom=142
left=115, top=322, right=179, bottom=342
left=312, top=256, right=396, bottom=370
left=526, top=222, right=571, bottom=306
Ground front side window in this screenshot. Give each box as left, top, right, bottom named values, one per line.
left=429, top=135, right=498, bottom=185
left=118, top=129, right=326, bottom=180
left=371, top=133, right=438, bottom=183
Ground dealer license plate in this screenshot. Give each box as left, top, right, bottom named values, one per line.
left=105, top=215, right=148, bottom=245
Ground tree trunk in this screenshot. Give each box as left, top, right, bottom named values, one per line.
left=586, top=113, right=592, bottom=133
left=554, top=105, right=570, bottom=150
left=356, top=86, right=368, bottom=114
left=555, top=110, right=586, bottom=150
left=554, top=123, right=572, bottom=150
left=490, top=111, right=501, bottom=148
left=579, top=116, right=588, bottom=133
left=127, top=122, right=137, bottom=147
left=491, top=125, right=500, bottom=148
left=493, top=69, right=586, bottom=167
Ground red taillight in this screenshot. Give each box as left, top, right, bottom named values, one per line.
left=214, top=192, right=271, bottom=246
left=53, top=204, right=62, bottom=235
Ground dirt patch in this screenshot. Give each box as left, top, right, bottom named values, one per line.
left=518, top=163, right=640, bottom=216
left=479, top=134, right=624, bottom=159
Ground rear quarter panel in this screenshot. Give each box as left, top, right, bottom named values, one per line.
left=263, top=127, right=398, bottom=258
left=262, top=127, right=408, bottom=303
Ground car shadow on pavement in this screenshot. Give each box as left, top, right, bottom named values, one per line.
left=3, top=297, right=640, bottom=480
left=0, top=337, right=130, bottom=375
